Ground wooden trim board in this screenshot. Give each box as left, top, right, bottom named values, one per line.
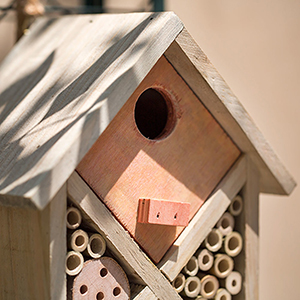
left=67, top=172, right=182, bottom=300
left=164, top=28, right=296, bottom=196
left=234, top=157, right=260, bottom=300
left=158, top=155, right=247, bottom=281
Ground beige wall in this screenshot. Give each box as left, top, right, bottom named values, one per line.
left=165, top=1, right=300, bottom=299
left=0, top=1, right=299, bottom=298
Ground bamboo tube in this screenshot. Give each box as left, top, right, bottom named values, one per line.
left=214, top=288, right=232, bottom=300
left=223, top=231, right=243, bottom=257
left=182, top=276, right=201, bottom=298
left=197, top=249, right=214, bottom=271
left=199, top=275, right=219, bottom=299
left=224, top=271, right=242, bottom=295
left=68, top=229, right=89, bottom=252
left=229, top=195, right=243, bottom=216
left=205, top=229, right=223, bottom=252
left=211, top=254, right=234, bottom=279
left=84, top=233, right=106, bottom=259
left=183, top=256, right=199, bottom=276
left=216, top=212, right=235, bottom=236
left=172, top=273, right=185, bottom=293
left=195, top=296, right=207, bottom=300
left=66, top=251, right=84, bottom=276
left=66, top=207, right=82, bottom=229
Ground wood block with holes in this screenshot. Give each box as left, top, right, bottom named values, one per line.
left=137, top=198, right=190, bottom=226
left=76, top=56, right=241, bottom=263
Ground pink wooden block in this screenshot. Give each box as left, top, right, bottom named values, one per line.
left=137, top=198, right=190, bottom=226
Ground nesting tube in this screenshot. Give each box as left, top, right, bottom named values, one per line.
left=214, top=288, right=232, bottom=300
left=195, top=296, right=208, bottom=300
left=66, top=251, right=84, bottom=276
left=182, top=276, right=201, bottom=298
left=199, top=275, right=219, bottom=299
left=197, top=249, right=214, bottom=272
left=216, top=212, right=235, bottom=236
left=211, top=254, right=234, bottom=279
left=229, top=195, right=243, bottom=216
left=223, top=231, right=243, bottom=257
left=183, top=256, right=199, bottom=276
left=172, top=273, right=185, bottom=293
left=68, top=229, right=89, bottom=252
left=224, top=271, right=242, bottom=295
left=84, top=233, right=106, bottom=259
left=205, top=228, right=223, bottom=252
left=66, top=207, right=82, bottom=229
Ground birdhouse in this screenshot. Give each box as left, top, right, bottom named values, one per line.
left=0, top=12, right=296, bottom=300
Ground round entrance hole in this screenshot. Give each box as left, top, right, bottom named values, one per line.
left=134, top=88, right=175, bottom=140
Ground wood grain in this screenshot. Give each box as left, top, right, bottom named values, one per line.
left=0, top=184, right=66, bottom=300
left=164, top=28, right=296, bottom=196
left=77, top=55, right=240, bottom=263
left=158, top=155, right=247, bottom=281
left=67, top=171, right=182, bottom=300
left=0, top=12, right=183, bottom=209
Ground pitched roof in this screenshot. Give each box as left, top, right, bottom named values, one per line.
left=0, top=12, right=295, bottom=209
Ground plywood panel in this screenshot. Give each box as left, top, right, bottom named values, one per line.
left=77, top=56, right=240, bottom=263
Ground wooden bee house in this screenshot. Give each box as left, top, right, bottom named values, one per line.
left=0, top=12, right=296, bottom=300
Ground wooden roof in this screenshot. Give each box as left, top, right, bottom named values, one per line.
left=0, top=12, right=295, bottom=209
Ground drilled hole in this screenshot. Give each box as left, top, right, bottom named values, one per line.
left=134, top=88, right=175, bottom=140
left=156, top=212, right=160, bottom=218
left=100, top=268, right=108, bottom=277
left=96, top=291, right=104, bottom=300
left=113, top=287, right=121, bottom=296
left=80, top=285, right=88, bottom=295
left=232, top=279, right=237, bottom=287
left=174, top=213, right=177, bottom=219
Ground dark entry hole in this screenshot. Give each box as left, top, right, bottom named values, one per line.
left=134, top=88, right=175, bottom=140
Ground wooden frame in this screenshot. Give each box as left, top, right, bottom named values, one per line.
left=67, top=172, right=182, bottom=300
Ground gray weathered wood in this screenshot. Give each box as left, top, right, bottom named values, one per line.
left=131, top=286, right=158, bottom=300
left=0, top=184, right=66, bottom=300
left=67, top=171, right=182, bottom=300
left=158, top=155, right=247, bottom=281
left=0, top=12, right=183, bottom=209
left=164, top=28, right=296, bottom=196
left=235, top=157, right=260, bottom=300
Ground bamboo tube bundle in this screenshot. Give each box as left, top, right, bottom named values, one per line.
left=214, top=288, right=232, bottom=300
left=210, top=254, right=234, bottom=279
left=216, top=212, right=235, bottom=237
left=183, top=256, right=199, bottom=276
left=66, top=251, right=84, bottom=276
left=197, top=249, right=214, bottom=271
left=222, top=231, right=243, bottom=257
left=221, top=271, right=242, bottom=296
left=229, top=195, right=243, bottom=216
left=205, top=229, right=223, bottom=252
left=68, top=229, right=89, bottom=253
left=66, top=207, right=82, bottom=230
left=181, top=276, right=201, bottom=298
left=199, top=274, right=219, bottom=299
left=172, top=273, right=186, bottom=293
left=84, top=233, right=106, bottom=259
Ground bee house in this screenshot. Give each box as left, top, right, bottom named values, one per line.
left=0, top=12, right=296, bottom=300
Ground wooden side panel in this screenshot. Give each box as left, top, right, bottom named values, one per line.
left=0, top=185, right=66, bottom=300
left=235, top=158, right=260, bottom=300
left=77, top=56, right=240, bottom=263
left=67, top=172, right=182, bottom=300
